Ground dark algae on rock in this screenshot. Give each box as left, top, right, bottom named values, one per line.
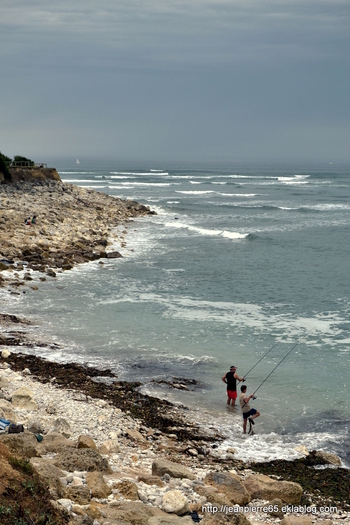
left=251, top=451, right=350, bottom=510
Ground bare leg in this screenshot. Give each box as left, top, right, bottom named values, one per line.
left=243, top=418, right=247, bottom=434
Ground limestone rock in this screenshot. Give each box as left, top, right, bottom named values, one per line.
left=0, top=375, right=9, bottom=388
left=64, top=485, right=91, bottom=505
left=0, top=433, right=41, bottom=458
left=77, top=435, right=98, bottom=451
left=51, top=417, right=72, bottom=438
left=201, top=512, right=251, bottom=525
left=280, top=516, right=314, bottom=525
left=1, top=349, right=10, bottom=359
left=138, top=474, right=165, bottom=487
left=204, top=471, right=250, bottom=505
left=125, top=428, right=147, bottom=443
left=99, top=438, right=121, bottom=454
left=86, top=471, right=111, bottom=498
left=149, top=517, right=193, bottom=525
left=116, top=479, right=139, bottom=500
left=194, top=485, right=228, bottom=506
left=243, top=473, right=302, bottom=504
left=41, top=432, right=76, bottom=453
left=27, top=418, right=45, bottom=435
left=315, top=451, right=342, bottom=466
left=152, top=458, right=196, bottom=480
left=11, top=386, right=37, bottom=410
left=162, top=489, right=189, bottom=515
left=53, top=448, right=111, bottom=473
left=30, top=457, right=65, bottom=498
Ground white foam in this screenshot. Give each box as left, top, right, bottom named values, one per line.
left=164, top=221, right=248, bottom=240
left=175, top=190, right=215, bottom=195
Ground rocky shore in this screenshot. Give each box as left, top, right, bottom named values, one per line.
left=0, top=180, right=349, bottom=525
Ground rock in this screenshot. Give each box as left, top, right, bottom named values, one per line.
left=162, top=489, right=190, bottom=515
left=99, top=438, right=121, bottom=454
left=194, top=485, right=228, bottom=506
left=51, top=417, right=72, bottom=438
left=64, top=485, right=91, bottom=505
left=116, top=479, right=139, bottom=500
left=41, top=432, right=76, bottom=453
left=86, top=471, right=111, bottom=499
left=0, top=433, right=41, bottom=458
left=0, top=399, right=16, bottom=421
left=243, top=473, right=302, bottom=504
left=125, top=428, right=147, bottom=443
left=11, top=386, right=37, bottom=410
left=53, top=448, right=111, bottom=473
left=201, top=512, right=251, bottom=525
left=27, top=418, right=45, bottom=435
left=294, top=445, right=309, bottom=455
left=106, top=251, right=123, bottom=258
left=1, top=349, right=11, bottom=359
left=77, top=435, right=98, bottom=451
left=0, top=375, right=9, bottom=388
left=152, top=459, right=196, bottom=480
left=138, top=474, right=165, bottom=487
left=149, top=517, right=193, bottom=525
left=267, top=498, right=284, bottom=518
left=280, top=516, right=314, bottom=525
left=315, top=451, right=342, bottom=466
left=204, top=471, right=250, bottom=505
left=30, top=457, right=65, bottom=498
left=98, top=501, right=167, bottom=524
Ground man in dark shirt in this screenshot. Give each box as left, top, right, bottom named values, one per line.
left=222, top=365, right=244, bottom=406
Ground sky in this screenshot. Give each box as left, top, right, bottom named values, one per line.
left=1, top=0, right=350, bottom=164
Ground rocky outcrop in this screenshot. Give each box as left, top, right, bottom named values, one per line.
left=243, top=473, right=302, bottom=504
left=203, top=471, right=250, bottom=505
left=8, top=167, right=61, bottom=183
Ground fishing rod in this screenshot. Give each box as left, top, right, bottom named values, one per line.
left=240, top=334, right=287, bottom=382
left=251, top=331, right=314, bottom=398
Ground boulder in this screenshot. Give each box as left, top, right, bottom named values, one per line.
left=194, top=485, right=228, bottom=506
left=138, top=474, right=165, bottom=487
left=204, top=471, right=250, bottom=505
left=30, top=457, right=65, bottom=498
left=1, top=349, right=11, bottom=359
left=162, top=489, right=189, bottom=515
left=0, top=375, right=9, bottom=388
left=86, top=471, right=111, bottom=499
left=201, top=512, right=251, bottom=525
left=149, top=517, right=193, bottom=525
left=99, top=438, right=121, bottom=454
left=53, top=448, right=111, bottom=473
left=243, top=473, right=302, bottom=504
left=11, top=386, right=37, bottom=410
left=315, top=451, right=341, bottom=466
left=99, top=501, right=168, bottom=525
left=41, top=432, right=76, bottom=453
left=280, top=517, right=314, bottom=525
left=50, top=417, right=71, bottom=438
left=125, top=428, right=147, bottom=443
left=77, top=435, right=98, bottom=451
left=116, top=479, right=139, bottom=500
left=0, top=399, right=16, bottom=421
left=27, top=418, right=45, bottom=435
left=64, top=485, right=91, bottom=505
left=0, top=433, right=41, bottom=458
left=152, top=459, right=196, bottom=480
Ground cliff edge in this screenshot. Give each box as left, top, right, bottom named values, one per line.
left=1, top=166, right=61, bottom=183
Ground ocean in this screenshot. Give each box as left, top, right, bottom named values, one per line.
left=4, top=160, right=350, bottom=465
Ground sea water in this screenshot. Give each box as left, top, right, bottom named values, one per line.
left=4, top=160, right=350, bottom=465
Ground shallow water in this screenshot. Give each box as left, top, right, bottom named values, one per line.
left=3, top=160, right=350, bottom=465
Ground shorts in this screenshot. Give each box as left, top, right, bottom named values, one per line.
left=243, top=408, right=257, bottom=420
left=227, top=390, right=237, bottom=400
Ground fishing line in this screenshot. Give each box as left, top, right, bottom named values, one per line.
left=252, top=329, right=315, bottom=397
left=241, top=334, right=287, bottom=381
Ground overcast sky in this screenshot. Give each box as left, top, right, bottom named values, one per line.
left=1, top=1, right=350, bottom=164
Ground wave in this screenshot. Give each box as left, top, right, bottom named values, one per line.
left=164, top=221, right=248, bottom=240
left=110, top=171, right=169, bottom=175
left=175, top=190, right=215, bottom=195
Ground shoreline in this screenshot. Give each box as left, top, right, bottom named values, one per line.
left=1, top=180, right=349, bottom=523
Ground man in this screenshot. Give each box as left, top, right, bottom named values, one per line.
left=222, top=365, right=244, bottom=406
left=239, top=385, right=260, bottom=434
